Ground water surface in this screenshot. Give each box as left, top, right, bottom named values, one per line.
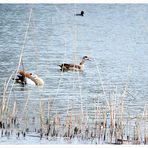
left=0, top=4, right=148, bottom=143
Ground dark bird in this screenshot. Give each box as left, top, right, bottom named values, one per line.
left=75, top=11, right=84, bottom=16
left=59, top=56, right=91, bottom=71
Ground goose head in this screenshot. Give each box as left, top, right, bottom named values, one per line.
left=79, top=56, right=91, bottom=66
left=82, top=56, right=91, bottom=61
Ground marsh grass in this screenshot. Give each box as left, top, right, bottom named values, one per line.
left=0, top=84, right=148, bottom=144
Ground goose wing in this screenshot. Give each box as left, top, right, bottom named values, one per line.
left=59, top=63, right=81, bottom=70
left=59, top=63, right=71, bottom=69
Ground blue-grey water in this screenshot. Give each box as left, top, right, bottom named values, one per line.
left=0, top=4, right=148, bottom=143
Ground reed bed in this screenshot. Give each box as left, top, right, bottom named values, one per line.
left=0, top=76, right=147, bottom=144
left=0, top=67, right=146, bottom=144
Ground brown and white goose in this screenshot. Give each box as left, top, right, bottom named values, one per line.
left=14, top=70, right=44, bottom=86
left=59, top=56, right=90, bottom=71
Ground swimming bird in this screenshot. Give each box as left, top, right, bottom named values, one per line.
left=75, top=11, right=84, bottom=16
left=14, top=70, right=44, bottom=86
left=59, top=56, right=90, bottom=71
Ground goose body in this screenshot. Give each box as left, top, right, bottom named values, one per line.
left=15, top=70, right=44, bottom=86
left=59, top=63, right=84, bottom=71
left=59, top=56, right=90, bottom=71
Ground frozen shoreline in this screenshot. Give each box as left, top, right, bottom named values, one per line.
left=0, top=129, right=143, bottom=145
left=0, top=130, right=103, bottom=144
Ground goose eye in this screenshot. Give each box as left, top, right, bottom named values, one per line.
left=83, top=56, right=87, bottom=59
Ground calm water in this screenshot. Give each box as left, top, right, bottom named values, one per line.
left=0, top=4, right=148, bottom=132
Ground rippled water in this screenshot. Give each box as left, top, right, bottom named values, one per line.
left=0, top=4, right=148, bottom=143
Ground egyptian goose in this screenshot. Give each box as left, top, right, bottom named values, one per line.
left=59, top=56, right=90, bottom=71
left=15, top=70, right=44, bottom=86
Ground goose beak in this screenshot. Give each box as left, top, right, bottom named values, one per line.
left=89, top=57, right=96, bottom=61
left=87, top=57, right=92, bottom=61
